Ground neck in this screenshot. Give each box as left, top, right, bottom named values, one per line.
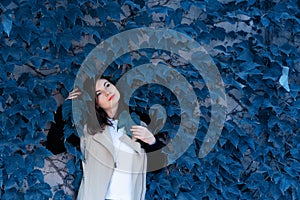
left=105, top=103, right=119, bottom=119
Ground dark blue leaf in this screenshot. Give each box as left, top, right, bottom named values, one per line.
left=66, top=159, right=75, bottom=174
left=166, top=8, right=183, bottom=26
left=40, top=16, right=57, bottom=32
left=27, top=169, right=44, bottom=187
left=279, top=175, right=293, bottom=193
left=2, top=188, right=24, bottom=200
left=4, top=154, right=25, bottom=175
left=2, top=13, right=12, bottom=36
left=65, top=4, right=83, bottom=25
left=124, top=1, right=142, bottom=11
left=290, top=148, right=300, bottom=159
left=97, top=2, right=122, bottom=22
left=53, top=190, right=73, bottom=200
left=25, top=183, right=52, bottom=199
left=39, top=111, right=55, bottom=127
left=65, top=142, right=80, bottom=157
left=40, top=97, right=57, bottom=112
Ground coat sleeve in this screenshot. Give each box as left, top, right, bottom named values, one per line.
left=139, top=131, right=169, bottom=153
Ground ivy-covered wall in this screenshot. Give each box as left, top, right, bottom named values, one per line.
left=0, top=0, right=299, bottom=199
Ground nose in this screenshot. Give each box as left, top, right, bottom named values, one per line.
left=104, top=90, right=110, bottom=96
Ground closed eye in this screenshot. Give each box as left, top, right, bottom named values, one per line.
left=96, top=92, right=101, bottom=97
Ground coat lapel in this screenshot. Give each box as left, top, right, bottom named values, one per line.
left=92, top=128, right=115, bottom=157
left=120, top=134, right=142, bottom=154
left=92, top=126, right=142, bottom=156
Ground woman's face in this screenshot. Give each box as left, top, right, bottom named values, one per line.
left=95, top=79, right=120, bottom=113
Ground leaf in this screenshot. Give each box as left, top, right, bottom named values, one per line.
left=124, top=1, right=142, bottom=11
left=2, top=188, right=24, bottom=200
left=132, top=11, right=152, bottom=26
left=65, top=142, right=80, bottom=157
left=2, top=13, right=12, bottom=36
left=116, top=110, right=138, bottom=137
left=65, top=4, right=83, bottom=25
left=27, top=169, right=44, bottom=187
left=25, top=183, right=52, bottom=199
left=39, top=111, right=55, bottom=127
left=58, top=29, right=74, bottom=51
left=4, top=154, right=25, bottom=175
left=40, top=96, right=57, bottom=112
left=166, top=8, right=183, bottom=26
left=26, top=147, right=52, bottom=169
left=66, top=159, right=75, bottom=174
left=279, top=66, right=290, bottom=92
left=279, top=175, right=292, bottom=193
left=53, top=190, right=73, bottom=200
left=96, top=2, right=122, bottom=22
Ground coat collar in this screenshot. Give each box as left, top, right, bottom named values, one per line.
left=92, top=126, right=142, bottom=156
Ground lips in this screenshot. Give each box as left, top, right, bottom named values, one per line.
left=108, top=95, right=115, bottom=101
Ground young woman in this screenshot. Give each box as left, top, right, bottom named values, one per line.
left=68, top=77, right=161, bottom=200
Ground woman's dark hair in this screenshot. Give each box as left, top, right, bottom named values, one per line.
left=86, top=74, right=122, bottom=134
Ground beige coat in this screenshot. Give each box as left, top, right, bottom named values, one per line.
left=76, top=125, right=147, bottom=200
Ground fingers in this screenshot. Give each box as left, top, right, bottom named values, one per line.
left=130, top=126, right=149, bottom=137
left=130, top=125, right=156, bottom=145
left=66, top=88, right=82, bottom=100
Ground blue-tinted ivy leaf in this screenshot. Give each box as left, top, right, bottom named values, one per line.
left=124, top=1, right=142, bottom=11
left=132, top=11, right=152, bottom=26
left=64, top=122, right=76, bottom=139
left=4, top=154, right=25, bottom=175
left=25, top=154, right=37, bottom=174
left=62, top=100, right=73, bottom=121
left=25, top=183, right=52, bottom=199
left=0, top=0, right=13, bottom=7
left=227, top=184, right=241, bottom=196
left=117, top=110, right=139, bottom=137
left=25, top=132, right=47, bottom=146
left=40, top=96, right=57, bottom=112
left=40, top=16, right=57, bottom=32
left=96, top=2, right=122, bottom=22
left=180, top=1, right=192, bottom=11
left=261, top=16, right=270, bottom=26
left=15, top=21, right=38, bottom=44
left=279, top=175, right=293, bottom=193
left=166, top=8, right=183, bottom=26
left=71, top=25, right=83, bottom=42
left=290, top=148, right=300, bottom=160
left=26, top=147, right=52, bottom=169
left=82, top=27, right=101, bottom=40
left=65, top=142, right=80, bottom=158
left=27, top=169, right=45, bottom=187
left=58, top=29, right=74, bottom=51
left=65, top=4, right=83, bottom=25
left=223, top=130, right=239, bottom=148
left=206, top=170, right=217, bottom=183
left=53, top=190, right=73, bottom=200
left=247, top=0, right=256, bottom=6
left=66, top=159, right=75, bottom=174
left=1, top=188, right=24, bottom=200
left=2, top=13, right=12, bottom=37
left=279, top=66, right=290, bottom=92
left=39, top=111, right=55, bottom=127
left=38, top=32, right=52, bottom=47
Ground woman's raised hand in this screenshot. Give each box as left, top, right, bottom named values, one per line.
left=66, top=88, right=82, bottom=100
left=130, top=125, right=156, bottom=145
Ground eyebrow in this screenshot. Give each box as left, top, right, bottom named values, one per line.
left=95, top=81, right=109, bottom=94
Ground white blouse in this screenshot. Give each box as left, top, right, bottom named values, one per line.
left=105, top=119, right=134, bottom=200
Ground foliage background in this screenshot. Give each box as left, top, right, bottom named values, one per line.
left=0, top=0, right=299, bottom=199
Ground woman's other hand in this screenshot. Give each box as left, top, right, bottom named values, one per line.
left=66, top=88, right=82, bottom=100
left=130, top=125, right=156, bottom=145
